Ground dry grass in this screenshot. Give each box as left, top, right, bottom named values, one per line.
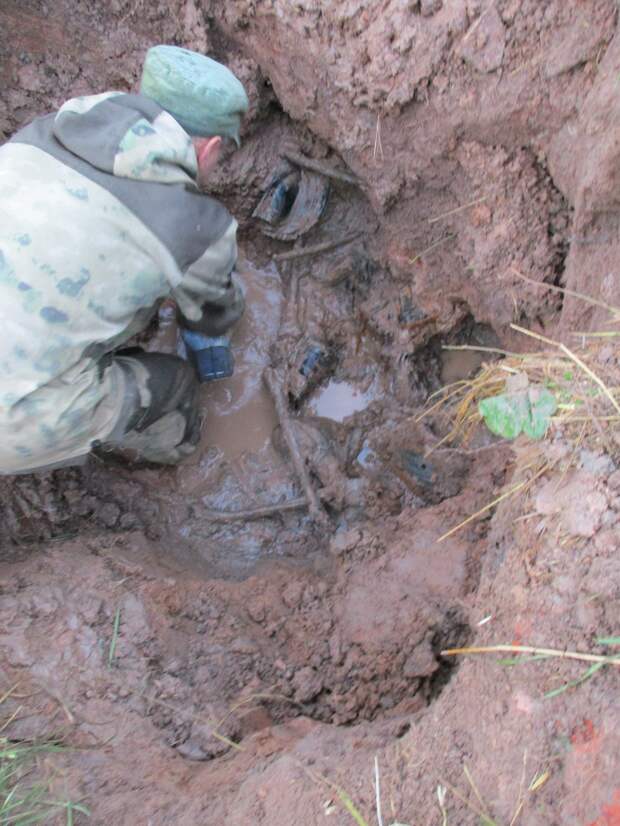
left=415, top=310, right=619, bottom=541
left=441, top=641, right=620, bottom=700
left=419, top=270, right=620, bottom=453
left=421, top=329, right=620, bottom=450
left=440, top=757, right=551, bottom=826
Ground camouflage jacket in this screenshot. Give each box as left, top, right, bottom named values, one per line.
left=0, top=92, right=244, bottom=474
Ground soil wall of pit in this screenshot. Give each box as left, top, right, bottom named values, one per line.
left=3, top=0, right=619, bottom=343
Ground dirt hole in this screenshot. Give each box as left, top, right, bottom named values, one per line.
left=0, top=198, right=484, bottom=745
left=0, top=92, right=506, bottom=750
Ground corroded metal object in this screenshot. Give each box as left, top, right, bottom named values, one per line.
left=253, top=171, right=330, bottom=241
left=286, top=336, right=336, bottom=402
left=252, top=172, right=299, bottom=225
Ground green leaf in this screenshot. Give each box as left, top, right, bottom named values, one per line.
left=597, top=636, right=620, bottom=647
left=479, top=386, right=557, bottom=441
left=523, top=387, right=558, bottom=439
left=478, top=394, right=526, bottom=439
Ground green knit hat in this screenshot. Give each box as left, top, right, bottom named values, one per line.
left=140, top=45, right=249, bottom=146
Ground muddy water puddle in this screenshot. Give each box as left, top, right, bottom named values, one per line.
left=198, top=262, right=282, bottom=461
left=440, top=347, right=486, bottom=384
left=137, top=261, right=392, bottom=579
left=145, top=261, right=314, bottom=578
left=308, top=379, right=376, bottom=421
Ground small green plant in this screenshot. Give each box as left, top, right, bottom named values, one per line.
left=416, top=287, right=620, bottom=542
left=478, top=382, right=557, bottom=440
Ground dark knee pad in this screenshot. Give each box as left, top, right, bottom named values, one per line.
left=118, top=353, right=201, bottom=441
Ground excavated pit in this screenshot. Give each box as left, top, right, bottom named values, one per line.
left=2, top=1, right=620, bottom=824
left=0, top=157, right=479, bottom=728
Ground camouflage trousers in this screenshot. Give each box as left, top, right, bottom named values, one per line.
left=95, top=351, right=202, bottom=466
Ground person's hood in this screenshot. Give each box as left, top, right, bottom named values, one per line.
left=52, top=91, right=199, bottom=187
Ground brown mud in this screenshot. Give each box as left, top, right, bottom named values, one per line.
left=1, top=1, right=620, bottom=824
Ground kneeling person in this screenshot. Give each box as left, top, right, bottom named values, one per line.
left=0, top=46, right=249, bottom=473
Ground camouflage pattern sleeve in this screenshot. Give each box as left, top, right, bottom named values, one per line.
left=171, top=220, right=246, bottom=336
left=0, top=91, right=240, bottom=473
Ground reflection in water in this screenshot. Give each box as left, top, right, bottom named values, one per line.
left=309, top=380, right=374, bottom=422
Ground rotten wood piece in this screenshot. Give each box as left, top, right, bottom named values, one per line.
left=283, top=151, right=360, bottom=186
left=203, top=497, right=308, bottom=523
left=263, top=367, right=330, bottom=527
left=273, top=231, right=363, bottom=262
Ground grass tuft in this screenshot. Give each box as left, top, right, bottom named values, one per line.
left=1, top=686, right=89, bottom=824
left=0, top=737, right=89, bottom=825
left=423, top=332, right=620, bottom=452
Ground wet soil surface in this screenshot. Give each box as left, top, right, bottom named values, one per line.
left=2, top=1, right=620, bottom=823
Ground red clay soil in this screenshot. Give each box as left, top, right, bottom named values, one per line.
left=1, top=2, right=620, bottom=824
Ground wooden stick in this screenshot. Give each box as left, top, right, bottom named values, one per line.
left=264, top=368, right=329, bottom=526
left=278, top=272, right=302, bottom=339
left=284, top=151, right=360, bottom=185
left=273, top=231, right=363, bottom=262
left=441, top=344, right=519, bottom=357
left=440, top=644, right=620, bottom=667
left=203, top=497, right=308, bottom=523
